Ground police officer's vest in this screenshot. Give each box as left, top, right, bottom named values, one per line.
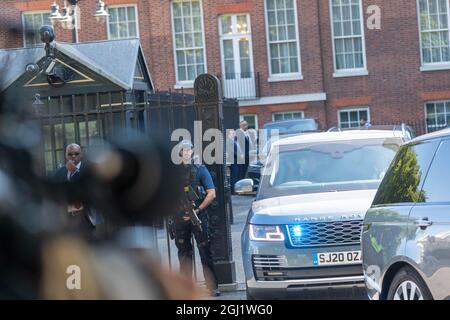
left=182, top=162, right=206, bottom=208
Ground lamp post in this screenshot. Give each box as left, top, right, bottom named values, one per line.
left=49, top=0, right=109, bottom=43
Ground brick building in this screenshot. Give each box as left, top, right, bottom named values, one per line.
left=1, top=0, right=450, bottom=133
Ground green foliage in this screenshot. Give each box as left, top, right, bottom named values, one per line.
left=375, top=147, right=426, bottom=204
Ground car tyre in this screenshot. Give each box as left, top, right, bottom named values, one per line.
left=387, top=266, right=433, bottom=300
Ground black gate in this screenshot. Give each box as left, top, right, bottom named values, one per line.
left=34, top=86, right=239, bottom=287
left=35, top=90, right=238, bottom=173
left=35, top=91, right=138, bottom=174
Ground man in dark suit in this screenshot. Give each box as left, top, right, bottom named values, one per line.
left=54, top=143, right=102, bottom=238
left=236, top=121, right=255, bottom=181
left=226, top=129, right=242, bottom=194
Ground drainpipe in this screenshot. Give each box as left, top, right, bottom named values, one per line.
left=317, top=0, right=329, bottom=128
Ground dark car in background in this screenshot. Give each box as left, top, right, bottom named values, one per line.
left=362, top=128, right=450, bottom=300
left=261, top=118, right=321, bottom=154
left=247, top=118, right=321, bottom=185
left=263, top=118, right=321, bottom=136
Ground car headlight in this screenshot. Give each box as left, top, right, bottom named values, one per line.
left=249, top=224, right=285, bottom=241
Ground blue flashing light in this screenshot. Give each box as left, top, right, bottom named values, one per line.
left=292, top=225, right=302, bottom=238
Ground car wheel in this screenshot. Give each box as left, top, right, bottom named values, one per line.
left=387, top=266, right=433, bottom=300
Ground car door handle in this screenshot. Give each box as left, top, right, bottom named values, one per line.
left=415, top=218, right=433, bottom=229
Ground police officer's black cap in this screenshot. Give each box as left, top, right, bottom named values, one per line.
left=179, top=139, right=193, bottom=149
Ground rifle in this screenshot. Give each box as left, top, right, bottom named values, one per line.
left=188, top=202, right=203, bottom=233
left=184, top=185, right=204, bottom=232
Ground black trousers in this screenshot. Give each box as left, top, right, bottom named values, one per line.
left=67, top=211, right=96, bottom=240
left=230, top=164, right=240, bottom=193
left=173, top=213, right=218, bottom=290
left=238, top=163, right=249, bottom=180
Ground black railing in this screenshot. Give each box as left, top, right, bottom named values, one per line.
left=425, top=118, right=450, bottom=134
left=217, top=72, right=260, bottom=100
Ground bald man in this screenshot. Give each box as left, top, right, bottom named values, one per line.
left=54, top=143, right=83, bottom=183
left=54, top=144, right=101, bottom=238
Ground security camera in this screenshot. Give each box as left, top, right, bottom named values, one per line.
left=41, top=56, right=75, bottom=87
left=47, top=66, right=75, bottom=88
left=36, top=25, right=74, bottom=87
left=42, top=56, right=56, bottom=75
left=25, top=63, right=40, bottom=76
left=39, top=25, right=55, bottom=44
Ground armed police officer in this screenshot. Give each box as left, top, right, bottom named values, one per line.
left=170, top=139, right=220, bottom=297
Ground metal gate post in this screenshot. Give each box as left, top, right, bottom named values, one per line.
left=194, top=74, right=236, bottom=287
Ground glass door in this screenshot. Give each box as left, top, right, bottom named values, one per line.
left=219, top=14, right=255, bottom=99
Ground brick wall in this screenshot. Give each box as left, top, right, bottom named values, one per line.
left=0, top=0, right=27, bottom=49
left=319, top=0, right=450, bottom=128
left=2, top=0, right=450, bottom=131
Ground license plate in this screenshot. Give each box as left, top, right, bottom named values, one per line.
left=313, top=250, right=361, bottom=266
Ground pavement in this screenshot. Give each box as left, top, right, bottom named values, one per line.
left=217, top=195, right=254, bottom=300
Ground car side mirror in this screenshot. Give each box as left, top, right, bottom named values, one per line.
left=234, top=179, right=257, bottom=195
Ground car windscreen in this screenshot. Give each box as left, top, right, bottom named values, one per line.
left=257, top=138, right=402, bottom=200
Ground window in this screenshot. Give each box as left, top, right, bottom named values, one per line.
left=272, top=111, right=304, bottom=121
left=418, top=0, right=450, bottom=66
left=172, top=0, right=206, bottom=84
left=372, top=141, right=440, bottom=205
left=42, top=94, right=108, bottom=174
left=338, top=108, right=370, bottom=128
left=262, top=138, right=401, bottom=199
left=330, top=0, right=366, bottom=74
left=426, top=101, right=450, bottom=132
left=219, top=14, right=253, bottom=80
left=240, top=114, right=258, bottom=130
left=265, top=0, right=302, bottom=79
left=23, top=12, right=50, bottom=47
left=421, top=140, right=450, bottom=202
left=108, top=5, right=139, bottom=40
left=219, top=14, right=256, bottom=99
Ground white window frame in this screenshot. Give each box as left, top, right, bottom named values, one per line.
left=338, top=107, right=370, bottom=128
left=218, top=14, right=254, bottom=78
left=219, top=13, right=252, bottom=37
left=329, top=0, right=368, bottom=78
left=107, top=4, right=140, bottom=40
left=417, top=0, right=450, bottom=71
left=22, top=11, right=51, bottom=48
left=264, top=0, right=303, bottom=82
left=424, top=100, right=450, bottom=132
left=240, top=114, right=259, bottom=130
left=171, top=0, right=207, bottom=89
left=272, top=111, right=304, bottom=121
